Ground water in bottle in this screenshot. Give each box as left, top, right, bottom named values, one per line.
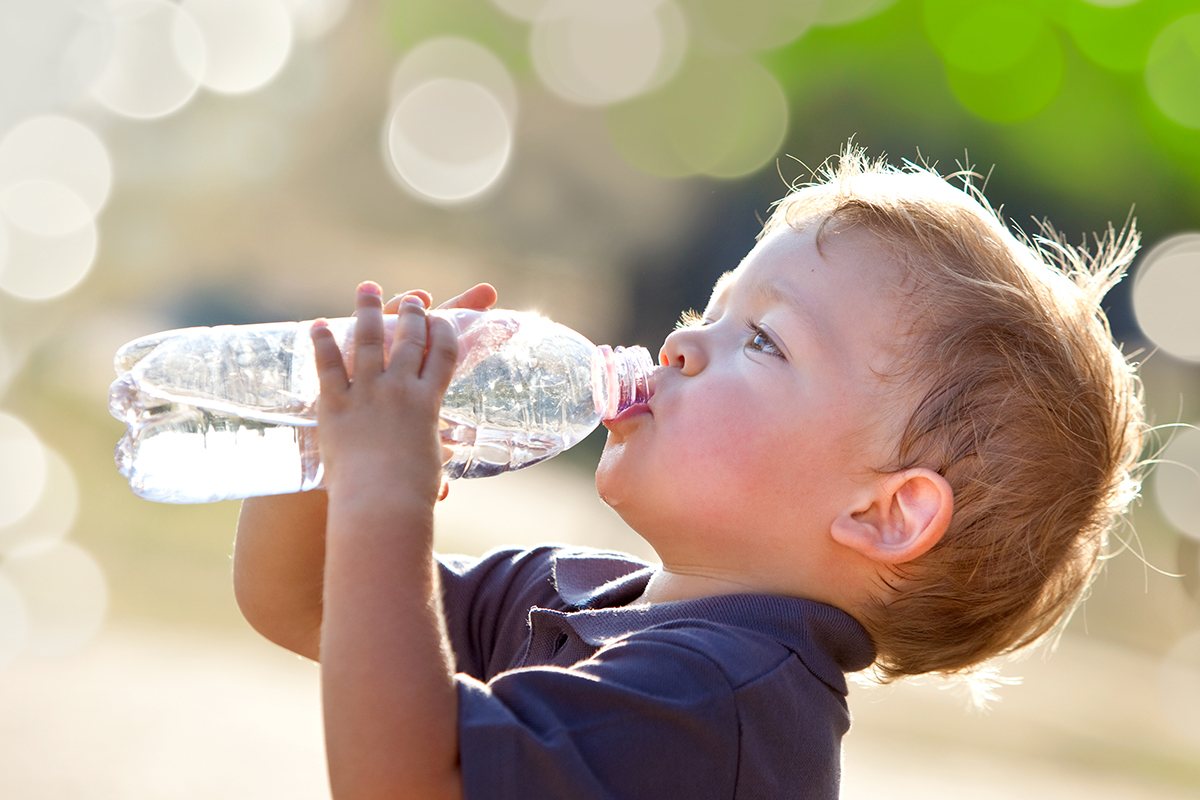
left=109, top=309, right=654, bottom=503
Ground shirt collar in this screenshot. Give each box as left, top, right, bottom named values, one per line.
left=548, top=549, right=877, bottom=694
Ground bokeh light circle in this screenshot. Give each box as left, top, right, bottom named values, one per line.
left=0, top=540, right=107, bottom=657
left=925, top=0, right=1064, bottom=123
left=0, top=413, right=47, bottom=530
left=1064, top=0, right=1160, bottom=75
left=0, top=573, right=29, bottom=671
left=0, top=335, right=14, bottom=397
left=283, top=0, right=351, bottom=41
left=489, top=0, right=551, bottom=22
left=0, top=116, right=104, bottom=301
left=944, top=29, right=1064, bottom=123
left=89, top=0, right=206, bottom=119
left=390, top=37, right=518, bottom=121
left=180, top=0, right=293, bottom=95
left=1152, top=425, right=1200, bottom=540
left=0, top=181, right=94, bottom=237
left=815, top=0, right=900, bottom=27
left=0, top=448, right=80, bottom=557
left=0, top=0, right=114, bottom=129
left=1132, top=233, right=1200, bottom=362
left=0, top=116, right=112, bottom=218
left=1145, top=13, right=1200, bottom=130
left=607, top=54, right=788, bottom=179
left=385, top=78, right=513, bottom=204
left=642, top=0, right=689, bottom=94
left=531, top=0, right=684, bottom=106
left=0, top=199, right=97, bottom=301
left=0, top=218, right=9, bottom=278
left=934, top=2, right=1043, bottom=74
left=687, top=0, right=820, bottom=53
left=1158, top=627, right=1200, bottom=747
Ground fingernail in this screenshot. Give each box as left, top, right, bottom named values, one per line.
left=401, top=295, right=424, bottom=306
left=359, top=282, right=382, bottom=296
left=311, top=318, right=329, bottom=330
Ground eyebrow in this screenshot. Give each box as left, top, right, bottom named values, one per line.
left=706, top=271, right=822, bottom=339
left=705, top=271, right=736, bottom=312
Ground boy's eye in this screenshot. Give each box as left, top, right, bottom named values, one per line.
left=746, top=323, right=783, bottom=357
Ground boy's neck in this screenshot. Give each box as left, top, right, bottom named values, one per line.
left=632, top=566, right=775, bottom=606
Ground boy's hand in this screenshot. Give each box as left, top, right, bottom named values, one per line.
left=311, top=282, right=459, bottom=506
left=383, top=283, right=498, bottom=316
left=314, top=282, right=466, bottom=800
left=379, top=282, right=498, bottom=502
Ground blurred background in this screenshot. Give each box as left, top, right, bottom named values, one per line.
left=1, top=0, right=1200, bottom=797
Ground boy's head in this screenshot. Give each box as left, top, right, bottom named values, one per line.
left=761, top=148, right=1146, bottom=679
left=598, top=146, right=1145, bottom=682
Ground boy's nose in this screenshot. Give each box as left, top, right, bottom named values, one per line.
left=659, top=328, right=705, bottom=376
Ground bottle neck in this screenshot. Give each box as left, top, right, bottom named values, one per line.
left=595, top=344, right=654, bottom=419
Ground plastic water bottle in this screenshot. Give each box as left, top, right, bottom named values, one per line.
left=108, top=308, right=654, bottom=503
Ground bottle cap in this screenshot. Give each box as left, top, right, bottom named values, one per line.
left=595, top=344, right=654, bottom=419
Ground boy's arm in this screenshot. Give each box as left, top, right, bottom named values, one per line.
left=234, top=491, right=328, bottom=660
left=313, top=284, right=463, bottom=800
left=231, top=284, right=498, bottom=665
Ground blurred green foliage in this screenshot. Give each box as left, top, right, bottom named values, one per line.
left=380, top=0, right=1200, bottom=240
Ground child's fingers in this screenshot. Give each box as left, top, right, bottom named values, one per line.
left=421, top=314, right=461, bottom=390
left=388, top=296, right=430, bottom=374
left=352, top=282, right=387, bottom=377
left=383, top=290, right=432, bottom=315
left=435, top=283, right=497, bottom=312
left=310, top=319, right=349, bottom=397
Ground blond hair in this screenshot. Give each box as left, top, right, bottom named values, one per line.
left=766, top=148, right=1146, bottom=680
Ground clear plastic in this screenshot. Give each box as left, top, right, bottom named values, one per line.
left=109, top=309, right=654, bottom=503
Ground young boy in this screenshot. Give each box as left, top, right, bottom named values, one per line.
left=232, top=149, right=1145, bottom=799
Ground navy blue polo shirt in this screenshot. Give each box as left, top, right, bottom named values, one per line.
left=439, top=545, right=876, bottom=800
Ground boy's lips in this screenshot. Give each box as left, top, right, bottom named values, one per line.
left=603, top=401, right=652, bottom=431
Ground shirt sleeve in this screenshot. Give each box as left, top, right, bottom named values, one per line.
left=438, top=546, right=565, bottom=680
left=455, top=625, right=741, bottom=800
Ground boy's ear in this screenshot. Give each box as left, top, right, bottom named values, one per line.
left=830, top=469, right=953, bottom=565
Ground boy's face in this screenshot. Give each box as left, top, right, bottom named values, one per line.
left=596, top=222, right=912, bottom=595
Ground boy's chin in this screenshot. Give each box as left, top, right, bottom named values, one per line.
left=594, top=441, right=632, bottom=510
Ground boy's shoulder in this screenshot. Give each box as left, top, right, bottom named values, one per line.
left=547, top=545, right=875, bottom=693
left=440, top=543, right=875, bottom=690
